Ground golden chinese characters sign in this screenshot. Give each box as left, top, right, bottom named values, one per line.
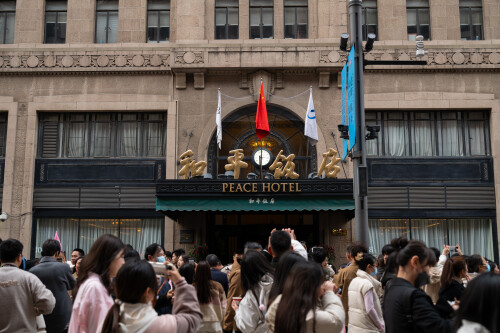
left=178, top=150, right=207, bottom=179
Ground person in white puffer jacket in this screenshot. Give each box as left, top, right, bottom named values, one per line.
left=233, top=250, right=274, bottom=333
left=348, top=252, right=385, bottom=333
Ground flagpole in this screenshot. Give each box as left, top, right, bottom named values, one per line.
left=260, top=78, right=263, bottom=180
left=305, top=140, right=309, bottom=179
left=216, top=88, right=220, bottom=179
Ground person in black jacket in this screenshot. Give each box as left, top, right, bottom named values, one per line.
left=383, top=237, right=453, bottom=333
left=436, top=256, right=467, bottom=318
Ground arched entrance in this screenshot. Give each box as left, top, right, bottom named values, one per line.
left=207, top=104, right=317, bottom=179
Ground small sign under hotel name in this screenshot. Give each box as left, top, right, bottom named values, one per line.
left=223, top=182, right=301, bottom=193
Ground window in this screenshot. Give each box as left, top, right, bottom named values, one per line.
left=284, top=0, right=307, bottom=39
left=35, top=217, right=163, bottom=258
left=407, top=0, right=430, bottom=41
left=460, top=0, right=483, bottom=40
left=44, top=0, right=67, bottom=43
left=95, top=0, right=118, bottom=43
left=215, top=0, right=238, bottom=39
left=369, top=218, right=494, bottom=260
left=0, top=1, right=15, bottom=44
left=366, top=111, right=490, bottom=157
left=250, top=0, right=273, bottom=39
left=362, top=0, right=377, bottom=41
left=39, top=113, right=167, bottom=158
left=147, top=0, right=170, bottom=43
left=0, top=113, right=7, bottom=157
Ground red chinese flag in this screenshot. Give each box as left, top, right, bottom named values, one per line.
left=256, top=82, right=270, bottom=139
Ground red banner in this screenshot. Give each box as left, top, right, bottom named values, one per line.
left=256, top=82, right=270, bottom=139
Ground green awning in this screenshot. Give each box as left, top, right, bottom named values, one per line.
left=156, top=196, right=354, bottom=213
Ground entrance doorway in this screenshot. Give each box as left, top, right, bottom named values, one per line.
left=206, top=212, right=319, bottom=264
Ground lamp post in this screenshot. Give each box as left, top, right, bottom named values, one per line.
left=348, top=0, right=370, bottom=246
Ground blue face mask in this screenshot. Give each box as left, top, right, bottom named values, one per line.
left=370, top=268, right=378, bottom=277
left=157, top=256, right=166, bottom=263
left=485, top=263, right=491, bottom=272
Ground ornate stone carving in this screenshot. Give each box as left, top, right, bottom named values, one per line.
left=79, top=56, right=91, bottom=67
left=61, top=55, right=74, bottom=67
left=27, top=56, right=39, bottom=68
left=44, top=55, right=56, bottom=67
left=115, top=55, right=127, bottom=67
left=132, top=55, right=145, bottom=67
left=175, top=51, right=203, bottom=64
left=452, top=52, right=465, bottom=64
left=489, top=52, right=500, bottom=64
left=10, top=56, right=21, bottom=68
left=150, top=54, right=162, bottom=67
left=96, top=55, right=109, bottom=67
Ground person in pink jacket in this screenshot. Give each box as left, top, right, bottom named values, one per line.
left=69, top=234, right=125, bottom=333
left=101, top=259, right=203, bottom=332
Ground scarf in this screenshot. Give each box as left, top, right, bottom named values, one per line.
left=118, top=302, right=158, bottom=333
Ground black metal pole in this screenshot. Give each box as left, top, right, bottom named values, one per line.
left=350, top=0, right=369, bottom=246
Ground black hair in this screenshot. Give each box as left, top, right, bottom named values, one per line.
left=164, top=251, right=172, bottom=260
left=72, top=248, right=85, bottom=257
left=206, top=254, right=220, bottom=267
left=310, top=246, right=327, bottom=264
left=270, top=231, right=291, bottom=258
left=275, top=262, right=324, bottom=333
left=268, top=252, right=305, bottom=306
left=41, top=239, right=61, bottom=257
left=261, top=250, right=273, bottom=263
left=101, top=260, right=158, bottom=333
left=355, top=253, right=376, bottom=271
left=179, top=263, right=196, bottom=284
left=240, top=250, right=274, bottom=294
left=124, top=250, right=140, bottom=262
left=381, top=244, right=395, bottom=256
left=244, top=242, right=263, bottom=252
left=0, top=238, right=23, bottom=263
left=349, top=241, right=369, bottom=257
left=453, top=272, right=500, bottom=333
left=430, top=247, right=441, bottom=262
left=144, top=243, right=162, bottom=261
left=467, top=254, right=484, bottom=273
left=172, top=248, right=186, bottom=257
left=193, top=261, right=213, bottom=303
left=234, top=248, right=244, bottom=255
left=488, top=261, right=497, bottom=272
left=441, top=256, right=467, bottom=289
left=391, top=237, right=433, bottom=267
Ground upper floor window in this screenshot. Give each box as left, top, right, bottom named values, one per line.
left=147, top=0, right=170, bottom=43
left=366, top=111, right=490, bottom=157
left=407, top=0, right=430, bottom=41
left=44, top=0, right=67, bottom=44
left=362, top=0, right=377, bottom=41
left=0, top=1, right=15, bottom=44
left=38, top=113, right=167, bottom=158
left=460, top=0, right=483, bottom=40
left=0, top=113, right=7, bottom=157
left=95, top=0, right=118, bottom=43
left=284, top=0, right=307, bottom=39
left=250, top=0, right=273, bottom=39
left=215, top=0, right=238, bottom=39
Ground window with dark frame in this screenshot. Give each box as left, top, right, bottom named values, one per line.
left=38, top=112, right=167, bottom=158
left=147, top=0, right=170, bottom=43
left=95, top=0, right=118, bottom=43
left=366, top=111, right=491, bottom=157
left=250, top=0, right=273, bottom=39
left=406, top=0, right=430, bottom=41
left=284, top=0, right=307, bottom=39
left=215, top=0, right=238, bottom=39
left=0, top=1, right=16, bottom=44
left=0, top=113, right=7, bottom=157
left=362, top=0, right=377, bottom=41
left=460, top=0, right=483, bottom=40
left=44, top=0, right=67, bottom=44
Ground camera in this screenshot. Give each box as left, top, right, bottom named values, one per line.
left=449, top=246, right=457, bottom=252
left=0, top=212, right=7, bottom=222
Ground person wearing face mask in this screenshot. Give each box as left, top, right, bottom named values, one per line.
left=145, top=243, right=174, bottom=315
left=348, top=252, right=385, bottom=333
left=383, top=237, right=452, bottom=333
left=466, top=255, right=490, bottom=281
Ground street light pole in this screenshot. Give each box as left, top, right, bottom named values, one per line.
left=349, top=0, right=369, bottom=246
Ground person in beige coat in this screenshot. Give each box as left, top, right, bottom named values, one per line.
left=265, top=262, right=345, bottom=333
left=348, top=253, right=385, bottom=333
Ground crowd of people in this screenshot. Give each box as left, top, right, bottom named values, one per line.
left=0, top=228, right=499, bottom=333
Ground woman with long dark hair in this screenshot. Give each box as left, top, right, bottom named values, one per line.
left=435, top=256, right=467, bottom=318
left=267, top=252, right=305, bottom=307
left=453, top=272, right=500, bottom=332
left=193, top=261, right=226, bottom=332
left=101, top=259, right=203, bottom=332
left=267, top=261, right=345, bottom=333
left=69, top=234, right=125, bottom=333
left=383, top=237, right=452, bottom=333
left=233, top=250, right=274, bottom=333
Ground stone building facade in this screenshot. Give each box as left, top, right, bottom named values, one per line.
left=0, top=0, right=499, bottom=265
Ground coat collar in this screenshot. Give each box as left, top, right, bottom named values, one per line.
left=356, top=269, right=382, bottom=292
left=39, top=257, right=57, bottom=263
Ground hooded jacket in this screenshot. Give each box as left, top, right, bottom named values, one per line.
left=235, top=274, right=273, bottom=333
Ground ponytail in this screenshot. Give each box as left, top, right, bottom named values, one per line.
left=441, top=256, right=466, bottom=288
left=101, top=300, right=121, bottom=333
left=390, top=237, right=429, bottom=267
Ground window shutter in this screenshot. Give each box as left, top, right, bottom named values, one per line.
left=42, top=121, right=59, bottom=157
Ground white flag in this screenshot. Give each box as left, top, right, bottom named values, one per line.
left=304, top=88, right=318, bottom=146
left=216, top=89, right=222, bottom=149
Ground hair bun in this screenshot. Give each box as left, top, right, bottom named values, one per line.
left=391, top=237, right=409, bottom=251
